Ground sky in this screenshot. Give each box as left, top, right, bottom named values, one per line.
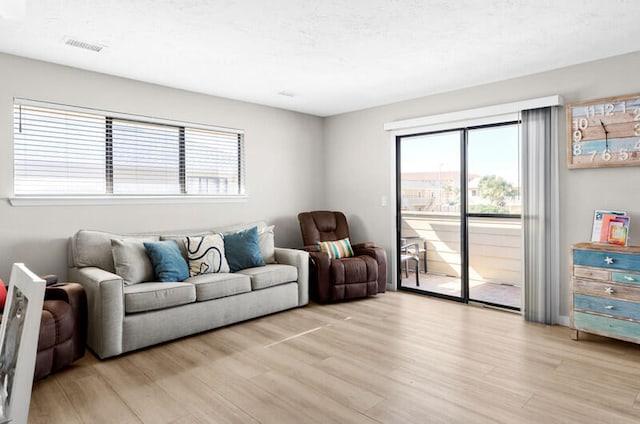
left=400, top=124, right=520, bottom=186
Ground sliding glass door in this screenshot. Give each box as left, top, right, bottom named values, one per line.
left=467, top=124, right=521, bottom=309
left=397, top=122, right=522, bottom=310
left=398, top=130, right=464, bottom=301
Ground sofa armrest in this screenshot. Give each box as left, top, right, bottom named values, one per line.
left=68, top=267, right=125, bottom=359
left=274, top=248, right=309, bottom=306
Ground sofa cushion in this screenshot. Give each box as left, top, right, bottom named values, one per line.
left=237, top=264, right=298, bottom=290
left=72, top=230, right=122, bottom=272
left=185, top=273, right=251, bottom=301
left=224, top=226, right=265, bottom=272
left=112, top=238, right=157, bottom=285
left=124, top=282, right=196, bottom=314
left=184, top=234, right=230, bottom=276
left=144, top=240, right=190, bottom=282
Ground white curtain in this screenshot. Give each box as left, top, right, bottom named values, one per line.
left=521, top=107, right=560, bottom=324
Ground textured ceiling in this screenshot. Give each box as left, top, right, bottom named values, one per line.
left=1, top=0, right=640, bottom=116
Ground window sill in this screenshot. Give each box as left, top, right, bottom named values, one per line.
left=8, top=195, right=248, bottom=207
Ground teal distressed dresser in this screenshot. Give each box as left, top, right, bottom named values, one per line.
left=571, top=242, right=640, bottom=343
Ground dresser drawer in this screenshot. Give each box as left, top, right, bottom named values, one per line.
left=611, top=271, right=640, bottom=285
left=573, top=279, right=640, bottom=302
left=573, top=249, right=640, bottom=272
left=574, top=294, right=640, bottom=320
left=573, top=266, right=609, bottom=281
left=573, top=312, right=640, bottom=340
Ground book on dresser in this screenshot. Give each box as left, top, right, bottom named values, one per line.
left=591, top=210, right=626, bottom=242
left=571, top=242, right=640, bottom=343
left=607, top=216, right=630, bottom=246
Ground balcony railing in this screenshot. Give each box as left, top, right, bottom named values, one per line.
left=401, top=211, right=522, bottom=288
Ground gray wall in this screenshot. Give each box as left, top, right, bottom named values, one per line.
left=3, top=50, right=640, bottom=320
left=324, top=51, right=640, bottom=319
left=0, top=53, right=325, bottom=281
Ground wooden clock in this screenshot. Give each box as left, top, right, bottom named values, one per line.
left=567, top=93, right=640, bottom=169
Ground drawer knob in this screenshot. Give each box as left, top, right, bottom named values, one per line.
left=624, top=275, right=636, bottom=281
left=604, top=256, right=614, bottom=264
left=605, top=287, right=615, bottom=294
left=605, top=305, right=614, bottom=310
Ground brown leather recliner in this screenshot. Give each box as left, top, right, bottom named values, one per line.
left=35, top=279, right=87, bottom=380
left=0, top=276, right=88, bottom=381
left=298, top=211, right=387, bottom=303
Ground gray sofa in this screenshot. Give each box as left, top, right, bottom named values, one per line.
left=68, top=221, right=309, bottom=359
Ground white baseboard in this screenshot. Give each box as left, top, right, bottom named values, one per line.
left=558, top=315, right=570, bottom=327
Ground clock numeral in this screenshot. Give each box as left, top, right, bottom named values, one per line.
left=572, top=143, right=582, bottom=156
left=620, top=149, right=630, bottom=161
left=634, top=123, right=640, bottom=136
left=635, top=140, right=640, bottom=151
left=620, top=101, right=627, bottom=114
left=589, top=150, right=597, bottom=162
left=605, top=103, right=615, bottom=116
left=572, top=118, right=588, bottom=131
left=603, top=150, right=612, bottom=161
left=572, top=130, right=582, bottom=142
left=634, top=108, right=640, bottom=121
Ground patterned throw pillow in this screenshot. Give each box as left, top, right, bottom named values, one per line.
left=183, top=234, right=230, bottom=276
left=318, top=238, right=355, bottom=259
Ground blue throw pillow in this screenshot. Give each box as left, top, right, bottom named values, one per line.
left=224, top=226, right=265, bottom=272
left=144, top=240, right=190, bottom=282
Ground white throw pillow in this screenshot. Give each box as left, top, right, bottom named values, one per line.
left=111, top=238, right=156, bottom=285
left=259, top=225, right=276, bottom=264
left=184, top=234, right=230, bottom=276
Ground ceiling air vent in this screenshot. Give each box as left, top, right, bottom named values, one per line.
left=64, top=38, right=104, bottom=53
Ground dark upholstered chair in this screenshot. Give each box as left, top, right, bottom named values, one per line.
left=298, top=211, right=387, bottom=303
left=35, top=279, right=87, bottom=380
left=0, top=276, right=88, bottom=381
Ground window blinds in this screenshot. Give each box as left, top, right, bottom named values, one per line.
left=14, top=105, right=106, bottom=194
left=111, top=119, right=181, bottom=194
left=185, top=128, right=243, bottom=195
left=13, top=100, right=245, bottom=197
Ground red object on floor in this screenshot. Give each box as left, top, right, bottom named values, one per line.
left=0, top=279, right=6, bottom=312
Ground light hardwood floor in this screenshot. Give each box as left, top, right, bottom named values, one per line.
left=29, top=291, right=640, bottom=423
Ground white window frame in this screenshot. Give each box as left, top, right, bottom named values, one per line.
left=10, top=98, right=247, bottom=206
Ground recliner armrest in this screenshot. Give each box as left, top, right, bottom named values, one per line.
left=45, top=283, right=87, bottom=361
left=353, top=245, right=387, bottom=293
left=40, top=274, right=59, bottom=286
left=352, top=242, right=374, bottom=249
left=302, top=245, right=320, bottom=252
